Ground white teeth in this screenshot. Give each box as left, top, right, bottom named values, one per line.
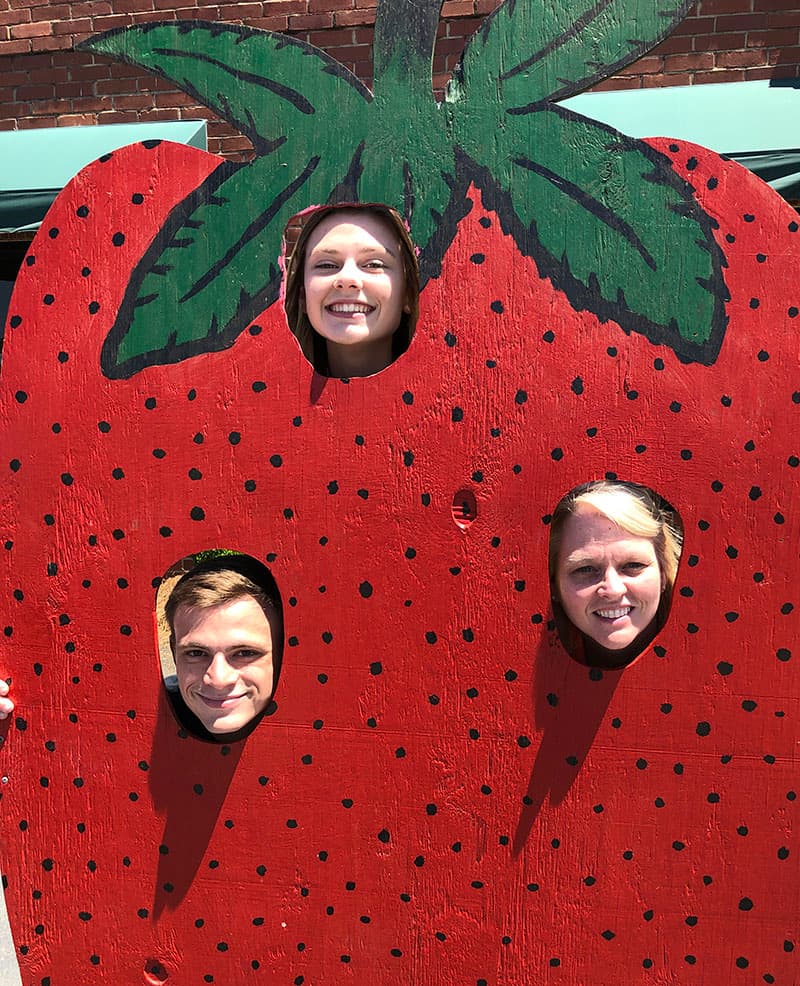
left=596, top=607, right=631, bottom=619
left=328, top=302, right=372, bottom=314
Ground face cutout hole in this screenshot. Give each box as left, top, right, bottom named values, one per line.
left=548, top=480, right=683, bottom=669
left=155, top=551, right=283, bottom=742
left=143, top=959, right=169, bottom=984
left=281, top=203, right=419, bottom=379
left=452, top=488, right=478, bottom=529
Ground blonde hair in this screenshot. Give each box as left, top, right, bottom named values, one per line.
left=549, top=481, right=683, bottom=657
left=283, top=204, right=419, bottom=375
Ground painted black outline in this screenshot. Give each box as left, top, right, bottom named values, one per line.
left=461, top=0, right=694, bottom=106
left=100, top=154, right=323, bottom=378
left=86, top=3, right=728, bottom=378
left=457, top=107, right=729, bottom=366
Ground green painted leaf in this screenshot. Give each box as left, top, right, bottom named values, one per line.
left=356, top=103, right=458, bottom=274
left=101, top=149, right=362, bottom=378
left=449, top=0, right=692, bottom=111
left=84, top=16, right=462, bottom=374
left=458, top=106, right=727, bottom=364
left=78, top=22, right=371, bottom=154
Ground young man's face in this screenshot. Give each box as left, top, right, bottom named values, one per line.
left=172, top=595, right=277, bottom=734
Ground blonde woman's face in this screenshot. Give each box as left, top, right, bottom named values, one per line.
left=556, top=508, right=663, bottom=651
left=302, top=212, right=406, bottom=351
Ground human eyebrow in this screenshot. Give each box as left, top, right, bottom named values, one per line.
left=562, top=553, right=597, bottom=569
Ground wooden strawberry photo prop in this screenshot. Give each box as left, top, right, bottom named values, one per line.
left=0, top=1, right=797, bottom=983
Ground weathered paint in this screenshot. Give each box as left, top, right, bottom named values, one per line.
left=0, top=4, right=798, bottom=984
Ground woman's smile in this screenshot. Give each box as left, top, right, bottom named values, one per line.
left=556, top=507, right=663, bottom=651
left=302, top=212, right=407, bottom=374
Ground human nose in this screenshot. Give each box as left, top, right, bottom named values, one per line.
left=598, top=566, right=626, bottom=597
left=334, top=259, right=362, bottom=288
left=204, top=652, right=236, bottom=687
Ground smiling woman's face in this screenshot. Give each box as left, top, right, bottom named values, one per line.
left=556, top=507, right=664, bottom=652
left=302, top=211, right=407, bottom=373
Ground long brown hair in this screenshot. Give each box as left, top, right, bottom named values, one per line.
left=282, top=204, right=419, bottom=375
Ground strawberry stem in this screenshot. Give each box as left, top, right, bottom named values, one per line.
left=373, top=0, right=442, bottom=99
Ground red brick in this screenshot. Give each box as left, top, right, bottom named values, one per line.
left=153, top=89, right=197, bottom=106
left=747, top=28, right=800, bottom=47
left=113, top=0, right=156, bottom=10
left=11, top=50, right=56, bottom=68
left=450, top=15, right=483, bottom=36
left=265, top=0, right=306, bottom=12
left=663, top=51, right=715, bottom=71
left=112, top=93, right=158, bottom=109
left=617, top=55, right=663, bottom=76
left=649, top=34, right=693, bottom=56
left=0, top=8, right=28, bottom=24
left=91, top=13, right=134, bottom=30
left=435, top=35, right=468, bottom=56
left=441, top=1, right=474, bottom=15
left=309, top=0, right=350, bottom=12
left=288, top=13, right=333, bottom=30
left=72, top=1, right=113, bottom=13
left=94, top=109, right=141, bottom=123
left=643, top=71, right=693, bottom=86
left=248, top=15, right=290, bottom=30
left=14, top=83, right=56, bottom=99
left=333, top=9, right=374, bottom=26
left=3, top=69, right=29, bottom=86
left=696, top=0, right=750, bottom=13
left=0, top=101, right=32, bottom=118
left=140, top=9, right=177, bottom=22
left=715, top=48, right=767, bottom=66
left=764, top=11, right=800, bottom=29
left=68, top=64, right=113, bottom=82
left=772, top=43, right=800, bottom=62
left=672, top=15, right=716, bottom=36
left=138, top=106, right=184, bottom=120
left=11, top=20, right=52, bottom=37
left=714, top=13, right=768, bottom=31
left=756, top=62, right=800, bottom=77
left=754, top=0, right=800, bottom=9
left=57, top=112, right=100, bottom=125
left=49, top=81, right=95, bottom=98
left=31, top=35, right=71, bottom=51
left=591, top=76, right=643, bottom=92
left=693, top=68, right=745, bottom=82
left=42, top=4, right=72, bottom=18
left=15, top=115, right=54, bottom=128
left=218, top=3, right=264, bottom=18
left=53, top=18, right=91, bottom=35
left=691, top=31, right=746, bottom=50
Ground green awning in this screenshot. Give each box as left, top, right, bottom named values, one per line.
left=0, top=120, right=207, bottom=235
left=564, top=79, right=800, bottom=201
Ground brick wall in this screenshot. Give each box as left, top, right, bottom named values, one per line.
left=0, top=0, right=798, bottom=160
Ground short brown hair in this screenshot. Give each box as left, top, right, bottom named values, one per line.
left=282, top=204, right=419, bottom=375
left=166, top=555, right=283, bottom=666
